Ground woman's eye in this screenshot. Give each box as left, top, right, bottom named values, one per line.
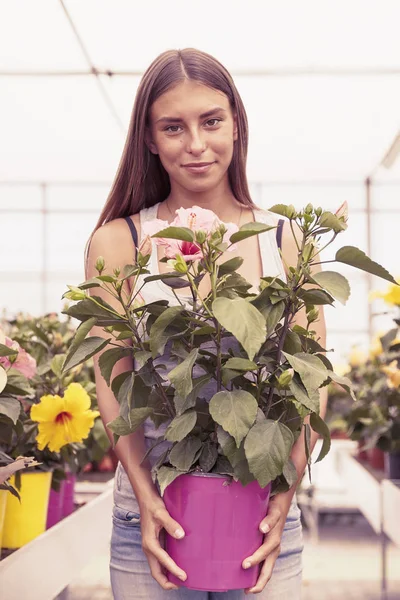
left=205, top=118, right=222, bottom=127
left=164, top=125, right=182, bottom=133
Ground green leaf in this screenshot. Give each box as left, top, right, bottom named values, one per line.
left=134, top=350, right=152, bottom=370
left=335, top=246, right=398, bottom=284
left=168, top=349, right=198, bottom=399
left=63, top=296, right=125, bottom=324
left=165, top=410, right=197, bottom=442
left=62, top=336, right=110, bottom=373
left=244, top=420, right=294, bottom=488
left=298, top=289, right=334, bottom=305
left=116, top=373, right=135, bottom=421
left=107, top=407, right=153, bottom=436
left=111, top=371, right=131, bottom=399
left=156, top=466, right=185, bottom=496
left=0, top=366, right=7, bottom=394
left=327, top=370, right=356, bottom=401
left=149, top=306, right=184, bottom=358
left=174, top=374, right=211, bottom=415
left=169, top=437, right=202, bottom=471
left=283, top=352, right=328, bottom=396
left=289, top=377, right=320, bottom=413
left=230, top=222, right=275, bottom=243
left=212, top=297, right=266, bottom=360
left=319, top=211, right=347, bottom=233
left=310, top=413, right=331, bottom=463
left=304, top=423, right=312, bottom=480
left=282, top=330, right=302, bottom=355
left=99, top=347, right=132, bottom=386
left=218, top=257, right=244, bottom=276
left=0, top=344, right=18, bottom=358
left=209, top=390, right=258, bottom=447
left=311, top=271, right=350, bottom=305
left=3, top=369, right=34, bottom=396
left=0, top=396, right=21, bottom=424
left=223, top=358, right=258, bottom=371
left=151, top=226, right=194, bottom=242
left=268, top=204, right=296, bottom=219
left=199, top=441, right=218, bottom=472
left=50, top=354, right=65, bottom=379
left=106, top=415, right=132, bottom=436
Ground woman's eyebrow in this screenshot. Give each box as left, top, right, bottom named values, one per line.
left=156, top=107, right=227, bottom=124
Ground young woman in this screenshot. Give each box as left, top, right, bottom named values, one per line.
left=86, top=48, right=327, bottom=599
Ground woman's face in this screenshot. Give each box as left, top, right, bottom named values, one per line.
left=147, top=79, right=238, bottom=194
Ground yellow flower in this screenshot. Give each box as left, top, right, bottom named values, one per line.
left=369, top=279, right=400, bottom=306
left=332, top=363, right=350, bottom=377
left=30, top=383, right=100, bottom=452
left=369, top=331, right=385, bottom=359
left=348, top=347, right=368, bottom=367
left=381, top=360, right=400, bottom=388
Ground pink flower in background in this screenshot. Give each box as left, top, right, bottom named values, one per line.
left=0, top=333, right=37, bottom=379
left=142, top=206, right=239, bottom=262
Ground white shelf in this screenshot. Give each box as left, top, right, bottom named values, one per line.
left=0, top=479, right=114, bottom=600
left=336, top=448, right=382, bottom=534
left=382, top=479, right=400, bottom=547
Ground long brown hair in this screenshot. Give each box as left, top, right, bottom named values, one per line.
left=86, top=48, right=256, bottom=266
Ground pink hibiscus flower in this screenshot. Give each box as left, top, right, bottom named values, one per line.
left=142, top=205, right=239, bottom=262
left=0, top=332, right=37, bottom=379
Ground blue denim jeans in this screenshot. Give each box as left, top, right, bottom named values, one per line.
left=110, top=464, right=303, bottom=599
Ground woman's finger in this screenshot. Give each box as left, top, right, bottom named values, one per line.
left=146, top=552, right=181, bottom=591
left=152, top=505, right=186, bottom=540
left=242, top=535, right=281, bottom=569
left=244, top=546, right=280, bottom=594
left=258, top=503, right=282, bottom=534
left=144, top=538, right=187, bottom=583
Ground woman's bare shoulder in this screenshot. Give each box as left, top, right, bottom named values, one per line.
left=88, top=215, right=140, bottom=272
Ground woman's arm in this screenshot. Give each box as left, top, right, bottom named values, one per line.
left=86, top=219, right=187, bottom=589
left=243, top=219, right=328, bottom=594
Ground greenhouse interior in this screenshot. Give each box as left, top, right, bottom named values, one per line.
left=1, top=1, right=400, bottom=599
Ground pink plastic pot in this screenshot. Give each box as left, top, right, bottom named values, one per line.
left=46, top=484, right=64, bottom=529
left=46, top=473, right=76, bottom=529
left=62, top=473, right=76, bottom=518
left=163, top=472, right=271, bottom=592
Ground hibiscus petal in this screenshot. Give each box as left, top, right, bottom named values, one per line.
left=63, top=382, right=91, bottom=414
left=31, top=395, right=64, bottom=423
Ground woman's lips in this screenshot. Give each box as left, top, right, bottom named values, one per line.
left=183, top=162, right=215, bottom=174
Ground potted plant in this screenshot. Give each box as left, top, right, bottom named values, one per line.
left=0, top=326, right=101, bottom=548
left=3, top=311, right=111, bottom=526
left=61, top=202, right=397, bottom=590
left=344, top=324, right=400, bottom=475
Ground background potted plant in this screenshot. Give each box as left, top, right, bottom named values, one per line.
left=343, top=294, right=400, bottom=477
left=61, top=201, right=398, bottom=591
left=2, top=311, right=112, bottom=527
left=0, top=321, right=102, bottom=549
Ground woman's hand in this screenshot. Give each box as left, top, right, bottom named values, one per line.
left=242, top=500, right=285, bottom=595
left=140, top=499, right=188, bottom=590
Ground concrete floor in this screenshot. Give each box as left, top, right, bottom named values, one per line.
left=61, top=512, right=400, bottom=599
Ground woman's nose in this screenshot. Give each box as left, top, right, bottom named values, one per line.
left=186, top=130, right=206, bottom=155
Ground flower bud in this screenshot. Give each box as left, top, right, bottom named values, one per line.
left=64, top=286, right=87, bottom=301
left=95, top=256, right=105, bottom=274
left=195, top=230, right=207, bottom=244
left=335, top=201, right=348, bottom=224
left=307, top=307, right=319, bottom=323
left=278, top=368, right=294, bottom=388
left=305, top=203, right=313, bottom=215
left=138, top=235, right=152, bottom=258
left=113, top=267, right=121, bottom=277
left=174, top=255, right=189, bottom=274
left=286, top=205, right=297, bottom=219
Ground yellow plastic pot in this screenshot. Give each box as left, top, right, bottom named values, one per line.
left=2, top=471, right=52, bottom=549
left=0, top=489, right=8, bottom=551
